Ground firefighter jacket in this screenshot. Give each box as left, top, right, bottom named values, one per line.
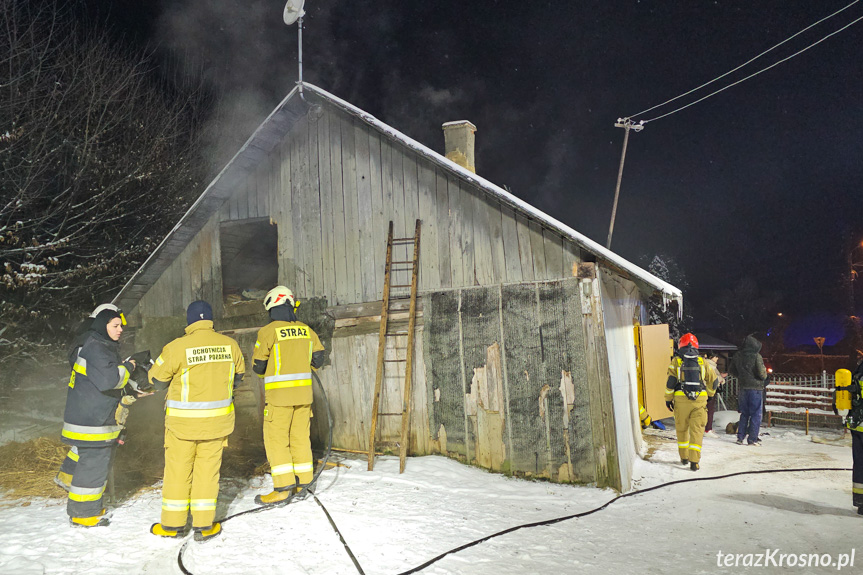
left=252, top=320, right=325, bottom=407
left=847, top=364, right=863, bottom=433
left=665, top=350, right=719, bottom=403
left=62, top=332, right=134, bottom=447
left=149, top=320, right=245, bottom=441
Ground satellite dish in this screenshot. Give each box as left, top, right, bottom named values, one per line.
left=283, top=0, right=305, bottom=26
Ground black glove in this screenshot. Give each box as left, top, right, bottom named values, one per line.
left=666, top=400, right=674, bottom=412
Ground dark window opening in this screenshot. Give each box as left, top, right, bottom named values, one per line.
left=220, top=218, right=278, bottom=306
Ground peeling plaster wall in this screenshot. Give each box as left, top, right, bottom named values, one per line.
left=423, top=277, right=614, bottom=486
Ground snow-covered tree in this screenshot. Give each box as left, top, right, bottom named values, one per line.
left=645, top=254, right=692, bottom=339
left=0, top=0, right=208, bottom=366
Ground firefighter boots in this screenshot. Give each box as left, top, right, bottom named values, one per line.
left=690, top=462, right=699, bottom=472
left=255, top=488, right=292, bottom=506
left=194, top=522, right=222, bottom=542
left=150, top=523, right=185, bottom=538
left=70, top=509, right=108, bottom=528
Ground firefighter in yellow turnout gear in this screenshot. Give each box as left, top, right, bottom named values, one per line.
left=665, top=333, right=719, bottom=471
left=253, top=286, right=325, bottom=505
left=148, top=301, right=245, bottom=542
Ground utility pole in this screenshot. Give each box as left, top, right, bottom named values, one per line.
left=606, top=118, right=644, bottom=249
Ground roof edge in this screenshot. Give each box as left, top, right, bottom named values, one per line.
left=301, top=83, right=683, bottom=307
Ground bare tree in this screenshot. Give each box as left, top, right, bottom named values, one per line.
left=0, top=0, right=208, bottom=367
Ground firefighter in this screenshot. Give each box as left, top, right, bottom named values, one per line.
left=665, top=333, right=719, bottom=471
left=148, top=301, right=244, bottom=542
left=61, top=307, right=139, bottom=526
left=56, top=304, right=129, bottom=491
left=252, top=286, right=325, bottom=505
left=835, top=361, right=863, bottom=515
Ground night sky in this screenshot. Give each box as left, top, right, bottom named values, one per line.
left=85, top=0, right=863, bottom=330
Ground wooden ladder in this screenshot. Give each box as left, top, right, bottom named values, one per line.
left=368, top=219, right=421, bottom=473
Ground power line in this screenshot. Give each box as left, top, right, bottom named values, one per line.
left=629, top=0, right=860, bottom=120
left=634, top=5, right=863, bottom=124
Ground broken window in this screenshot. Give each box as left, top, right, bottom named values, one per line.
left=220, top=218, right=278, bottom=307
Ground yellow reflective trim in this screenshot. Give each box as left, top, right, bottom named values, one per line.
left=68, top=372, right=76, bottom=389
left=255, top=341, right=261, bottom=349
left=73, top=364, right=87, bottom=376
left=181, top=368, right=189, bottom=402
left=61, top=428, right=122, bottom=442
left=190, top=499, right=217, bottom=511
left=674, top=390, right=706, bottom=397
left=293, top=462, right=313, bottom=473
left=264, top=379, right=312, bottom=391
left=166, top=403, right=235, bottom=418
left=67, top=449, right=80, bottom=462
left=68, top=492, right=103, bottom=502
left=156, top=355, right=164, bottom=366
left=162, top=499, right=190, bottom=511
left=271, top=463, right=295, bottom=475
left=677, top=442, right=689, bottom=448
left=690, top=444, right=702, bottom=452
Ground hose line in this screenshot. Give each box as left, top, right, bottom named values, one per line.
left=177, top=371, right=335, bottom=574
left=395, top=466, right=853, bottom=575
left=173, top=373, right=850, bottom=574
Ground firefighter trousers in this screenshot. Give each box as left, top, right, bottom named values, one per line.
left=67, top=444, right=115, bottom=518
left=852, top=429, right=863, bottom=509
left=56, top=446, right=79, bottom=490
left=263, top=404, right=313, bottom=490
left=161, top=429, right=227, bottom=529
left=673, top=395, right=708, bottom=463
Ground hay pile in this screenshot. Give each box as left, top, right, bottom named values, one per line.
left=0, top=436, right=68, bottom=499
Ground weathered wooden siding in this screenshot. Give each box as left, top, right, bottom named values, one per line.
left=134, top=105, right=584, bottom=323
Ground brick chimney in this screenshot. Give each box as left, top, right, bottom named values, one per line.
left=442, top=120, right=476, bottom=173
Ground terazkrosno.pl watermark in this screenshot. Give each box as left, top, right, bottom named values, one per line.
left=716, top=549, right=855, bottom=570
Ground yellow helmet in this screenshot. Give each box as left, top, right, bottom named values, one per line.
left=264, top=286, right=295, bottom=311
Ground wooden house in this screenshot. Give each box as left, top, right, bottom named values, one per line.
left=115, top=83, right=682, bottom=491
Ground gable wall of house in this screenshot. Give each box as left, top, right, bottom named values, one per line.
left=128, top=101, right=638, bottom=490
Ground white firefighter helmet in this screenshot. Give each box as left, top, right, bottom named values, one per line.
left=90, top=303, right=126, bottom=325
left=264, top=286, right=295, bottom=311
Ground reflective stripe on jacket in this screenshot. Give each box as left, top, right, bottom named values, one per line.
left=62, top=332, right=131, bottom=447
left=665, top=353, right=718, bottom=401
left=148, top=320, right=245, bottom=440
left=253, top=321, right=324, bottom=406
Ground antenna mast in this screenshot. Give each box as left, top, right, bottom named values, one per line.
left=283, top=0, right=307, bottom=99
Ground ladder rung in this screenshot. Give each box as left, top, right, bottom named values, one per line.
left=385, top=332, right=408, bottom=337
left=384, top=359, right=406, bottom=363
left=390, top=284, right=413, bottom=288
left=391, top=260, right=414, bottom=264
left=378, top=413, right=403, bottom=416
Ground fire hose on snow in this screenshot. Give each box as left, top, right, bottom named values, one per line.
left=175, top=372, right=852, bottom=575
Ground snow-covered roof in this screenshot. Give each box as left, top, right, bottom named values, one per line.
left=115, top=83, right=682, bottom=312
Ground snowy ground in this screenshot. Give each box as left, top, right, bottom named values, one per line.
left=0, top=412, right=858, bottom=575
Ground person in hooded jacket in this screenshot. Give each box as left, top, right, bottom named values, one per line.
left=61, top=308, right=140, bottom=526
left=252, top=286, right=325, bottom=505
left=665, top=333, right=719, bottom=471
left=728, top=335, right=768, bottom=446
left=56, top=304, right=128, bottom=491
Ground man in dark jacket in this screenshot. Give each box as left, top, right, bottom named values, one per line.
left=728, top=335, right=768, bottom=446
